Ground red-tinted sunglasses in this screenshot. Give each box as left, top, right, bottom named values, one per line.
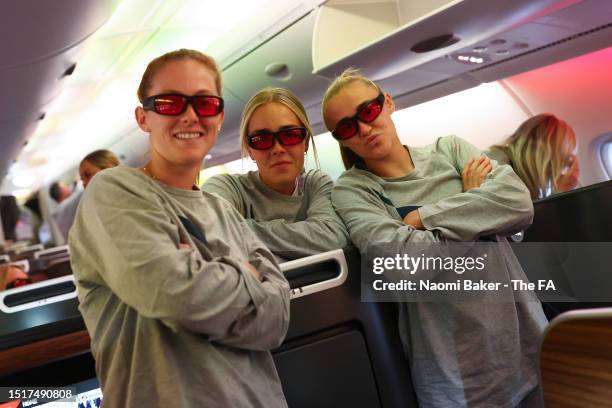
left=331, top=92, right=385, bottom=140
left=247, top=127, right=308, bottom=150
left=142, top=93, right=224, bottom=117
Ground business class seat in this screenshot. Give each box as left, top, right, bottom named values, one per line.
left=539, top=307, right=612, bottom=407
left=0, top=248, right=418, bottom=407
left=520, top=180, right=612, bottom=319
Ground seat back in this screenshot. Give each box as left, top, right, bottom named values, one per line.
left=540, top=308, right=612, bottom=407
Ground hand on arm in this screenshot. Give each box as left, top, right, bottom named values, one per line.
left=417, top=136, right=533, bottom=240
left=403, top=209, right=425, bottom=230
left=461, top=155, right=492, bottom=191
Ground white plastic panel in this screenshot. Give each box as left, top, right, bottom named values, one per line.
left=280, top=249, right=348, bottom=299
left=0, top=275, right=77, bottom=314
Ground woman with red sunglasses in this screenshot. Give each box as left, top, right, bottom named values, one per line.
left=69, top=50, right=290, bottom=407
left=203, top=87, right=348, bottom=260
left=322, top=69, right=547, bottom=408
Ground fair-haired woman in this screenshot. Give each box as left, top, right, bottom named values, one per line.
left=322, top=68, right=546, bottom=408
left=69, top=49, right=289, bottom=407
left=79, top=149, right=120, bottom=189
left=488, top=113, right=580, bottom=199
left=203, top=87, right=348, bottom=260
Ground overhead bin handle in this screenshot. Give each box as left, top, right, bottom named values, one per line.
left=280, top=249, right=348, bottom=299
left=33, top=244, right=70, bottom=260
left=0, top=275, right=77, bottom=314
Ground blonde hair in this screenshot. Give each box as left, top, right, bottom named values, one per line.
left=491, top=113, right=577, bottom=199
left=80, top=149, right=120, bottom=170
left=321, top=68, right=382, bottom=169
left=240, top=87, right=319, bottom=168
left=137, top=49, right=222, bottom=101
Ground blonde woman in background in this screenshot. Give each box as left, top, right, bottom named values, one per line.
left=79, top=149, right=120, bottom=189
left=487, top=113, right=580, bottom=200
left=203, top=87, right=348, bottom=260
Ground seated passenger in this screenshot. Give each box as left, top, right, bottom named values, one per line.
left=0, top=264, right=29, bottom=290
left=322, top=69, right=547, bottom=408
left=203, top=87, right=348, bottom=260
left=69, top=49, right=290, bottom=407
left=487, top=113, right=580, bottom=199
left=79, top=149, right=120, bottom=189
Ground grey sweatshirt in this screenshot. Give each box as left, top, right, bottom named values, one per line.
left=332, top=136, right=547, bottom=408
left=486, top=147, right=511, bottom=166
left=69, top=166, right=290, bottom=408
left=202, top=169, right=349, bottom=260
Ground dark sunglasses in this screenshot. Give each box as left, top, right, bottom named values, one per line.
left=142, top=93, right=224, bottom=117
left=247, top=127, right=308, bottom=150
left=331, top=92, right=385, bottom=140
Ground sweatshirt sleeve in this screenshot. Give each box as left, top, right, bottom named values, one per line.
left=202, top=174, right=246, bottom=216
left=220, top=215, right=291, bottom=349
left=245, top=171, right=350, bottom=259
left=69, top=173, right=288, bottom=351
left=331, top=173, right=438, bottom=252
left=418, top=135, right=533, bottom=241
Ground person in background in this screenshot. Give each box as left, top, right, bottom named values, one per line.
left=487, top=113, right=580, bottom=200
left=322, top=68, right=546, bottom=408
left=0, top=195, right=20, bottom=243
left=56, top=149, right=121, bottom=240
left=0, top=264, right=29, bottom=290
left=69, top=49, right=290, bottom=407
left=49, top=181, right=72, bottom=204
left=79, top=149, right=120, bottom=189
left=203, top=87, right=348, bottom=260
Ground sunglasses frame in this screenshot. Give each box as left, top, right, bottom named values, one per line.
left=331, top=92, right=385, bottom=140
left=142, top=93, right=224, bottom=117
left=247, top=126, right=308, bottom=150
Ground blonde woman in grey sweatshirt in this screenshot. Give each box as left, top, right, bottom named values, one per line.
left=322, top=69, right=547, bottom=408
left=203, top=87, right=348, bottom=260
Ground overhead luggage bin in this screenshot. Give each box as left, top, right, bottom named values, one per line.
left=312, top=0, right=612, bottom=107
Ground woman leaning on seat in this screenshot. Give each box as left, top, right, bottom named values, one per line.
left=202, top=87, right=348, bottom=260
left=322, top=69, right=547, bottom=408
left=69, top=49, right=290, bottom=408
left=487, top=113, right=580, bottom=200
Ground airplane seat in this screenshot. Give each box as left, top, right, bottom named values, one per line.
left=0, top=248, right=418, bottom=407
left=521, top=180, right=612, bottom=319
left=539, top=308, right=612, bottom=407
left=273, top=248, right=417, bottom=408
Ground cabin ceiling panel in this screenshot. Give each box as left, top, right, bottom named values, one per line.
left=223, top=11, right=330, bottom=109
left=0, top=0, right=120, bottom=69
left=0, top=51, right=81, bottom=121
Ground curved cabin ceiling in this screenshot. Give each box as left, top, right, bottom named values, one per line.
left=0, top=0, right=324, bottom=196
left=1, top=0, right=611, bottom=197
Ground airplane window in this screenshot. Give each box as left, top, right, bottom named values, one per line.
left=602, top=137, right=612, bottom=179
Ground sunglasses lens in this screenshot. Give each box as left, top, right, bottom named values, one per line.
left=358, top=99, right=383, bottom=123
left=334, top=119, right=358, bottom=140
left=248, top=133, right=274, bottom=150
left=278, top=128, right=306, bottom=146
left=154, top=95, right=185, bottom=115
left=195, top=96, right=223, bottom=117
